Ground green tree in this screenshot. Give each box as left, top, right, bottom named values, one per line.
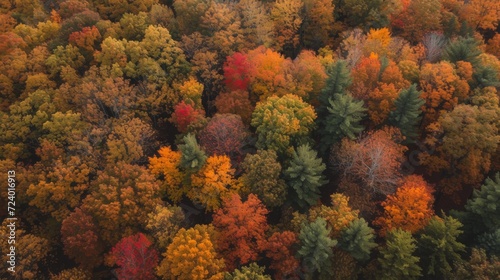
left=442, top=37, right=482, bottom=67
left=388, top=84, right=425, bottom=142
left=239, top=150, right=287, bottom=208
left=284, top=144, right=327, bottom=208
left=465, top=173, right=500, bottom=231
left=477, top=229, right=500, bottom=256
left=179, top=133, right=207, bottom=173
left=319, top=93, right=366, bottom=154
left=251, top=94, right=316, bottom=156
left=417, top=215, right=466, bottom=278
left=339, top=218, right=377, bottom=262
left=318, top=60, right=352, bottom=115
left=377, top=229, right=422, bottom=280
left=298, top=217, right=337, bottom=280
left=224, top=263, right=272, bottom=280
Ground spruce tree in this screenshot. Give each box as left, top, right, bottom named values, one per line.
left=465, top=173, right=500, bottom=231
left=442, top=37, right=482, bottom=67
left=284, top=144, right=328, bottom=208
left=318, top=60, right=352, bottom=114
left=388, top=84, right=424, bottom=142
left=477, top=229, right=500, bottom=256
left=339, top=218, right=377, bottom=262
left=298, top=217, right=337, bottom=280
left=378, top=229, right=422, bottom=280
left=319, top=94, right=366, bottom=154
left=179, top=133, right=207, bottom=173
left=417, top=215, right=466, bottom=278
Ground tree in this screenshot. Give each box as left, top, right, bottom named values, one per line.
left=236, top=0, right=274, bottom=49
left=189, top=155, right=240, bottom=211
left=417, top=215, right=466, bottom=278
left=367, top=83, right=399, bottom=126
left=332, top=127, right=407, bottom=195
left=455, top=248, right=500, bottom=279
left=215, top=90, right=254, bottom=125
left=349, top=53, right=381, bottom=100
left=398, top=0, right=442, bottom=43
left=157, top=225, right=225, bottom=280
left=50, top=268, right=92, bottom=280
left=377, top=229, right=422, bottom=280
left=198, top=114, right=249, bottom=163
left=388, top=84, right=425, bottom=142
left=61, top=208, right=103, bottom=269
left=318, top=60, right=352, bottom=114
left=339, top=218, right=377, bottom=262
left=224, top=52, right=251, bottom=91
left=262, top=231, right=299, bottom=279
left=270, top=0, right=303, bottom=55
left=82, top=162, right=161, bottom=244
left=298, top=217, right=337, bottom=280
left=213, top=194, right=269, bottom=270
left=374, top=175, right=434, bottom=236
left=289, top=50, right=328, bottom=103
left=109, top=233, right=159, bottom=280
left=149, top=146, right=185, bottom=202
left=284, top=144, right=327, bottom=208
left=170, top=101, right=206, bottom=134
left=145, top=204, right=185, bottom=249
left=334, top=0, right=388, bottom=29
left=301, top=0, right=334, bottom=50
left=224, top=263, right=272, bottom=280
left=179, top=133, right=207, bottom=173
left=251, top=94, right=316, bottom=155
left=459, top=0, right=500, bottom=30
left=442, top=37, right=482, bottom=67
left=239, top=150, right=287, bottom=208
left=465, top=172, right=500, bottom=231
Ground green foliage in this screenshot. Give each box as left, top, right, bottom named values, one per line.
left=472, top=66, right=500, bottom=89
left=224, top=263, right=272, bottom=280
left=240, top=150, right=287, bottom=208
left=477, top=229, right=500, bottom=256
left=388, top=84, right=424, bottom=142
left=417, top=215, right=466, bottom=278
left=298, top=217, right=337, bottom=280
left=442, top=37, right=482, bottom=67
left=319, top=93, right=366, bottom=153
left=284, top=144, right=327, bottom=208
left=465, top=173, right=500, bottom=231
left=378, top=229, right=422, bottom=280
left=179, top=133, right=207, bottom=173
left=339, top=218, right=377, bottom=262
left=318, top=60, right=352, bottom=113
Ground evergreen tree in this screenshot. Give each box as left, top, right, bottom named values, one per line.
left=284, top=144, right=328, bottom=208
left=442, top=37, right=482, bottom=67
left=465, top=173, right=500, bottom=231
left=477, top=229, right=500, bottom=256
left=417, top=215, right=466, bottom=278
left=472, top=66, right=500, bottom=89
left=318, top=60, right=352, bottom=114
left=388, top=84, right=425, bottom=142
left=319, top=94, right=366, bottom=154
left=224, top=263, right=272, bottom=280
left=339, top=218, right=377, bottom=262
left=179, top=133, right=207, bottom=173
left=378, top=229, right=422, bottom=280
left=298, top=217, right=337, bottom=280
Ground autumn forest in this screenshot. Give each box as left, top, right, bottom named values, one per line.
left=1, top=0, right=500, bottom=279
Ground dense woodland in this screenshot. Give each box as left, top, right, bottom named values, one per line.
left=0, top=0, right=500, bottom=279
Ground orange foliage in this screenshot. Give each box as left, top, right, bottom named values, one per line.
left=367, top=83, right=400, bottom=126
left=149, top=146, right=184, bottom=203
left=263, top=231, right=299, bottom=279
left=213, top=194, right=269, bottom=270
left=374, top=175, right=435, bottom=236
left=460, top=0, right=500, bottom=30
left=350, top=53, right=381, bottom=100
left=69, top=26, right=101, bottom=52
left=486, top=34, right=500, bottom=58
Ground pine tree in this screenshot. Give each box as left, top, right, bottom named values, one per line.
left=378, top=229, right=422, bottom=280
left=417, top=215, right=466, bottom=278
left=339, top=218, right=377, bottom=262
left=319, top=94, right=366, bottom=154
left=388, top=84, right=425, bottom=142
left=179, top=133, right=207, bottom=173
left=298, top=217, right=337, bottom=280
left=224, top=263, right=272, bottom=280
left=465, top=173, right=500, bottom=231
left=442, top=37, right=482, bottom=67
left=284, top=144, right=328, bottom=208
left=477, top=229, right=500, bottom=256
left=318, top=60, right=352, bottom=114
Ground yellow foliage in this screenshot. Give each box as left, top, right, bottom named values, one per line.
left=309, top=193, right=359, bottom=238
left=178, top=76, right=204, bottom=109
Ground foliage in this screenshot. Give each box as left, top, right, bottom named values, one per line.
left=179, top=133, right=207, bottom=173
left=388, top=84, right=425, bottom=142
left=239, top=150, right=287, bottom=208
left=377, top=229, right=422, bottom=280
left=145, top=204, right=185, bottom=249
left=454, top=248, right=500, bottom=279
left=284, top=144, right=327, bottom=208
left=109, top=233, right=159, bottom=280
left=262, top=231, right=299, bottom=279
left=224, top=263, right=272, bottom=280
left=157, top=225, right=225, bottom=280
left=213, top=194, right=269, bottom=269
left=465, top=172, right=500, bottom=230
left=149, top=146, right=185, bottom=202
left=309, top=193, right=359, bottom=238
left=297, top=217, right=337, bottom=280
left=339, top=218, right=377, bottom=262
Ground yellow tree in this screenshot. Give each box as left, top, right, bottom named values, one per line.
left=157, top=225, right=225, bottom=280
left=309, top=193, right=359, bottom=238
left=270, top=0, right=303, bottom=55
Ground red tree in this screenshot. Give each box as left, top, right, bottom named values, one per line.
left=169, top=101, right=205, bottom=133
left=264, top=231, right=299, bottom=279
left=223, top=52, right=251, bottom=91
left=212, top=194, right=269, bottom=270
left=109, top=233, right=159, bottom=280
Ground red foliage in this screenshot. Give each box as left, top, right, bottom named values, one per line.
left=0, top=32, right=27, bottom=56
left=109, top=233, right=159, bottom=280
left=169, top=101, right=205, bottom=133
left=213, top=194, right=269, bottom=270
left=264, top=231, right=299, bottom=279
left=61, top=208, right=103, bottom=269
left=223, top=52, right=251, bottom=91
left=68, top=26, right=101, bottom=51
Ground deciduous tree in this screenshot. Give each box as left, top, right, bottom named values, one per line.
left=262, top=231, right=299, bottom=279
